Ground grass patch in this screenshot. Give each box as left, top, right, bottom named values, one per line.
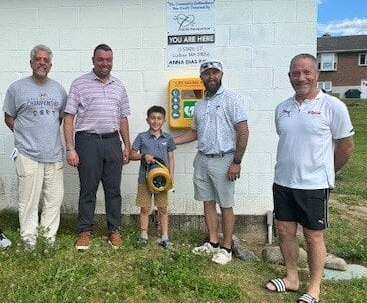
left=1, top=211, right=367, bottom=303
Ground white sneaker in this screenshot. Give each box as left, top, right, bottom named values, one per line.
left=192, top=242, right=219, bottom=255
left=212, top=248, right=232, bottom=265
left=0, top=232, right=11, bottom=249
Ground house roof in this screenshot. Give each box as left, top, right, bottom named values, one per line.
left=317, top=34, right=367, bottom=53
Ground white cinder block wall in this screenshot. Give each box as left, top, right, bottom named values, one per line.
left=0, top=0, right=317, bottom=215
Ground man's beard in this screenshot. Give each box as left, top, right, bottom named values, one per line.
left=205, top=79, right=221, bottom=95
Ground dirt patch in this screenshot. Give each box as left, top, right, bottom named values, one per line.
left=330, top=198, right=367, bottom=220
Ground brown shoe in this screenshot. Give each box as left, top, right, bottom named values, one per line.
left=108, top=231, right=122, bottom=249
left=75, top=231, right=92, bottom=250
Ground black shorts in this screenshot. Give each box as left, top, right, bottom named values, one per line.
left=273, top=183, right=330, bottom=230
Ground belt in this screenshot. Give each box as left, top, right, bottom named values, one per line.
left=76, top=131, right=119, bottom=139
left=200, top=150, right=234, bottom=158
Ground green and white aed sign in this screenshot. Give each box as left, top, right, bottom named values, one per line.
left=183, top=101, right=196, bottom=118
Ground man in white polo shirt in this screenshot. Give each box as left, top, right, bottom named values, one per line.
left=265, top=54, right=354, bottom=303
left=174, top=60, right=249, bottom=265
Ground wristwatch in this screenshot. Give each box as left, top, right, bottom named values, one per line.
left=232, top=158, right=241, bottom=164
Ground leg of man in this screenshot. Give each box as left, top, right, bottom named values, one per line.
left=204, top=200, right=218, bottom=244
left=101, top=136, right=122, bottom=233
left=15, top=154, right=44, bottom=246
left=266, top=220, right=300, bottom=291
left=76, top=135, right=104, bottom=232
left=39, top=161, right=64, bottom=243
left=302, top=227, right=326, bottom=301
left=220, top=206, right=234, bottom=249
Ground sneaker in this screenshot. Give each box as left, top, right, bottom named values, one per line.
left=192, top=242, right=219, bottom=255
left=23, top=243, right=36, bottom=252
left=211, top=248, right=232, bottom=265
left=75, top=231, right=92, bottom=250
left=159, top=239, right=172, bottom=249
left=108, top=231, right=122, bottom=249
left=0, top=232, right=12, bottom=249
left=138, top=237, right=148, bottom=245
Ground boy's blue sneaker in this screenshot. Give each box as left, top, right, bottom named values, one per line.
left=159, top=239, right=172, bottom=249
left=0, top=232, right=12, bottom=249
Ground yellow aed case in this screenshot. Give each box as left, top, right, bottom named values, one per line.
left=168, top=78, right=205, bottom=129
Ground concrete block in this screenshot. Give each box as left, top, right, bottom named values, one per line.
left=0, top=8, right=38, bottom=29
left=242, top=152, right=272, bottom=174
left=248, top=110, right=273, bottom=132
left=248, top=88, right=293, bottom=111
left=17, top=29, right=60, bottom=51
left=80, top=6, right=123, bottom=28
left=216, top=2, right=252, bottom=25
left=229, top=24, right=253, bottom=46
left=114, top=67, right=143, bottom=95
left=216, top=46, right=252, bottom=69
left=253, top=23, right=275, bottom=45
left=273, top=67, right=291, bottom=89
left=253, top=1, right=296, bottom=23
left=142, top=28, right=166, bottom=48
left=215, top=25, right=230, bottom=47
left=123, top=5, right=164, bottom=28
left=235, top=176, right=249, bottom=194
left=247, top=173, right=273, bottom=195
left=0, top=29, right=18, bottom=50
left=57, top=0, right=100, bottom=7
left=246, top=133, right=278, bottom=153
left=297, top=0, right=317, bottom=22
left=275, top=23, right=317, bottom=45
left=60, top=28, right=102, bottom=50
left=123, top=48, right=165, bottom=71
left=51, top=51, right=81, bottom=72
left=0, top=73, right=19, bottom=94
left=228, top=68, right=273, bottom=90
left=39, top=7, right=78, bottom=28
left=0, top=51, right=29, bottom=72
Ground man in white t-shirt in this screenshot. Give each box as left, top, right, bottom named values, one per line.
left=265, top=54, right=354, bottom=303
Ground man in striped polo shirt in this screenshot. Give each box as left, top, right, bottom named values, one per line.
left=64, top=44, right=131, bottom=250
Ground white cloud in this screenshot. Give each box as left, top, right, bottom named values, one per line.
left=318, top=18, right=367, bottom=36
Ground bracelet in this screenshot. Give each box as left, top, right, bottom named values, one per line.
left=66, top=147, right=75, bottom=152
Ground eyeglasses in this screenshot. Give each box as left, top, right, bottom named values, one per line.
left=200, top=61, right=222, bottom=73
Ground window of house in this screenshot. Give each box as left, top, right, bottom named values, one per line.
left=359, top=53, right=367, bottom=66
left=317, top=81, right=332, bottom=92
left=317, top=53, right=337, bottom=71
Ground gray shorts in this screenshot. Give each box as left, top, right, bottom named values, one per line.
left=193, top=151, right=235, bottom=208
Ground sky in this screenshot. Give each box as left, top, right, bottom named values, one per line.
left=317, top=0, right=367, bottom=36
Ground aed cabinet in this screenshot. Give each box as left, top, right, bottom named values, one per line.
left=168, top=78, right=205, bottom=129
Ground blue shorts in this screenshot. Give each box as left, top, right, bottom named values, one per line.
left=193, top=152, right=235, bottom=208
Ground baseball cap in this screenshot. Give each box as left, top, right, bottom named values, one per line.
left=200, top=60, right=223, bottom=74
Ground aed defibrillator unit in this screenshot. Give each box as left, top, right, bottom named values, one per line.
left=168, top=78, right=205, bottom=129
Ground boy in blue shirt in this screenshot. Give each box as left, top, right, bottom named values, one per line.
left=130, top=106, right=176, bottom=247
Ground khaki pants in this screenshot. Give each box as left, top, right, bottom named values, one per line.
left=15, top=154, right=64, bottom=245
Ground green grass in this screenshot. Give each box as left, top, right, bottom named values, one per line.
left=333, top=99, right=367, bottom=200
left=1, top=99, right=367, bottom=303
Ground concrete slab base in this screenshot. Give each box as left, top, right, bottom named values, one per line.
left=323, top=264, right=367, bottom=280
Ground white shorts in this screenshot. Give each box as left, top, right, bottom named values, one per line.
left=193, top=151, right=235, bottom=208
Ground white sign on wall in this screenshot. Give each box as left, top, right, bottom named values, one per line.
left=166, top=0, right=215, bottom=68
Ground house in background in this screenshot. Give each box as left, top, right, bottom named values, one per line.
left=317, top=34, right=367, bottom=98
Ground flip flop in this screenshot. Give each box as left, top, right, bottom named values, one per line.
left=297, top=293, right=319, bottom=303
left=265, top=278, right=298, bottom=293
